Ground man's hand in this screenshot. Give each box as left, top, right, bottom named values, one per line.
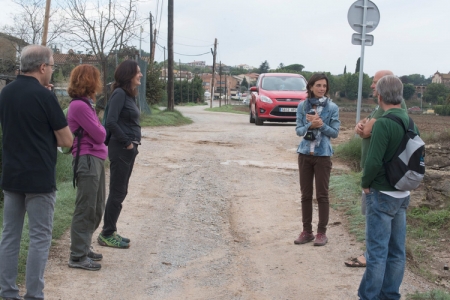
left=363, top=188, right=370, bottom=194
left=355, top=119, right=367, bottom=136
left=306, top=114, right=323, bottom=129
left=45, top=83, right=54, bottom=91
left=126, top=143, right=134, bottom=150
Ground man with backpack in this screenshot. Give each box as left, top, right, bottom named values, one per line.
left=358, top=75, right=420, bottom=300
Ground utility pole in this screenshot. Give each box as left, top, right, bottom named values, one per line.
left=219, top=61, right=222, bottom=107
left=41, top=0, right=51, bottom=46
left=151, top=28, right=157, bottom=64
left=225, top=72, right=228, bottom=105
left=163, top=46, right=166, bottom=84
left=179, top=59, right=182, bottom=104
left=187, top=72, right=189, bottom=103
left=167, top=0, right=174, bottom=111
left=139, top=27, right=143, bottom=58
left=210, top=38, right=217, bottom=108
left=149, top=12, right=153, bottom=63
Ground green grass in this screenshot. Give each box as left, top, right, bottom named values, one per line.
left=205, top=104, right=248, bottom=114
left=407, top=290, right=450, bottom=300
left=329, top=171, right=366, bottom=242
left=177, top=102, right=208, bottom=106
left=421, top=129, right=450, bottom=144
left=140, top=107, right=193, bottom=127
left=0, top=152, right=76, bottom=283
left=333, top=136, right=362, bottom=172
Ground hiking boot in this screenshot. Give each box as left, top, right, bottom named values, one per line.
left=114, top=232, right=130, bottom=244
left=68, top=257, right=101, bottom=271
left=2, top=296, right=23, bottom=300
left=97, top=233, right=130, bottom=249
left=294, top=231, right=315, bottom=244
left=87, top=246, right=103, bottom=261
left=314, top=233, right=328, bottom=246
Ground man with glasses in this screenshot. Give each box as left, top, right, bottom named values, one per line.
left=0, top=45, right=73, bottom=300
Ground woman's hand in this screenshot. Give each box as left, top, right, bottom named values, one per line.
left=306, top=114, right=323, bottom=129
left=126, top=143, right=134, bottom=150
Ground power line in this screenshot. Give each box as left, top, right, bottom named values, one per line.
left=156, top=43, right=210, bottom=56
left=156, top=36, right=213, bottom=47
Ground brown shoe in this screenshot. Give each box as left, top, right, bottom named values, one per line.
left=294, top=231, right=315, bottom=244
left=314, top=233, right=328, bottom=246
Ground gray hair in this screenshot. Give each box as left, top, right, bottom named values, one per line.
left=376, top=75, right=403, bottom=105
left=20, top=45, right=53, bottom=73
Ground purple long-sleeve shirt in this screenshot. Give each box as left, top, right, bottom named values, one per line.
left=67, top=98, right=107, bottom=160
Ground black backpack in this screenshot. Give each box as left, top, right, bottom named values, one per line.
left=382, top=114, right=425, bottom=191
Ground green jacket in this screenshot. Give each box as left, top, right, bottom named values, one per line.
left=361, top=108, right=418, bottom=191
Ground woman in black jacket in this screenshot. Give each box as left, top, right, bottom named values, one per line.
left=98, top=60, right=142, bottom=248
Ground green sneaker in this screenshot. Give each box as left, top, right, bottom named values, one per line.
left=114, top=232, right=130, bottom=243
left=97, top=233, right=130, bottom=249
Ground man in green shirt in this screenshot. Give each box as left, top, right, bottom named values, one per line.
left=358, top=75, right=413, bottom=300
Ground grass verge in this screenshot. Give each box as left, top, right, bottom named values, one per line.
left=140, top=107, right=193, bottom=127
left=205, top=104, right=248, bottom=114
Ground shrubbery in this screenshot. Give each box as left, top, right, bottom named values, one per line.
left=334, top=136, right=362, bottom=171
left=433, top=105, right=450, bottom=116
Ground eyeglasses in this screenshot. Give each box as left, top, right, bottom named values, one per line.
left=45, top=63, right=55, bottom=72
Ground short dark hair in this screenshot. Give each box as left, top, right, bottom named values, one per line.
left=112, top=60, right=139, bottom=97
left=306, top=73, right=329, bottom=98
left=376, top=75, right=403, bottom=105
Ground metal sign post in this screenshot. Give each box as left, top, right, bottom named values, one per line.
left=348, top=0, right=380, bottom=124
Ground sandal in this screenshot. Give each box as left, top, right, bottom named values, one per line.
left=344, top=255, right=366, bottom=267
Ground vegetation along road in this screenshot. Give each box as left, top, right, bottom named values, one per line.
left=42, top=105, right=434, bottom=299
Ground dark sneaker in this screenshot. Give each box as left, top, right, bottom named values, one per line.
left=314, top=233, right=328, bottom=246
left=294, top=231, right=315, bottom=244
left=98, top=233, right=130, bottom=249
left=114, top=232, right=130, bottom=244
left=88, top=247, right=103, bottom=261
left=68, top=257, right=101, bottom=271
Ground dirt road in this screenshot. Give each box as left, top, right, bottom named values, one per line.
left=43, top=105, right=432, bottom=299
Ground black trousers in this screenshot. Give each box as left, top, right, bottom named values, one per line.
left=102, top=139, right=138, bottom=236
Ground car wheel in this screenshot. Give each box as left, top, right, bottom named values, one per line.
left=249, top=109, right=255, bottom=123
left=255, top=109, right=264, bottom=126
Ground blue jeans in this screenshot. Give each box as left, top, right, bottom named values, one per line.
left=0, top=190, right=56, bottom=300
left=358, top=189, right=410, bottom=300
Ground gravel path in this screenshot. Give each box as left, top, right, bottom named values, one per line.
left=42, top=105, right=434, bottom=299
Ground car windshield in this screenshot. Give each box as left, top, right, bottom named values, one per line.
left=261, top=76, right=307, bottom=91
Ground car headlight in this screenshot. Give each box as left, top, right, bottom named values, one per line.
left=260, top=95, right=273, bottom=103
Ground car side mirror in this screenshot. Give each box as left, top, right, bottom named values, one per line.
left=250, top=86, right=258, bottom=93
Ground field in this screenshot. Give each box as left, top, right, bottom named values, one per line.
left=339, top=111, right=450, bottom=133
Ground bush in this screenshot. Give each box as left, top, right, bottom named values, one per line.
left=434, top=105, right=450, bottom=116
left=334, top=136, right=362, bottom=171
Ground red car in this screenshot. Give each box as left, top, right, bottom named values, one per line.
left=249, top=73, right=307, bottom=125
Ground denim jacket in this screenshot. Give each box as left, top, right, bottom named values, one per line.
left=295, top=99, right=340, bottom=156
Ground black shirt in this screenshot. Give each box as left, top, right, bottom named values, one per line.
left=0, top=75, right=68, bottom=193
left=106, top=88, right=141, bottom=146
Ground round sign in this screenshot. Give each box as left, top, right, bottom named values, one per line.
left=348, top=0, right=380, bottom=34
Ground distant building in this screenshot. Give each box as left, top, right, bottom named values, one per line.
left=236, top=64, right=255, bottom=70
left=432, top=71, right=450, bottom=88
left=0, top=32, right=28, bottom=75
left=185, top=60, right=205, bottom=67
left=198, top=73, right=238, bottom=98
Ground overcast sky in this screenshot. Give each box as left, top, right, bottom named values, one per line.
left=2, top=0, right=449, bottom=78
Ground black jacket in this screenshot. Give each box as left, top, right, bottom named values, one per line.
left=106, top=88, right=141, bottom=147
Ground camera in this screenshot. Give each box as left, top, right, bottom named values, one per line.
left=304, top=109, right=316, bottom=141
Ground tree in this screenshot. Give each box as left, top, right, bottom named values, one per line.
left=355, top=57, right=360, bottom=73
left=423, top=83, right=450, bottom=104
left=241, top=77, right=248, bottom=89
left=62, top=0, right=142, bottom=96
left=259, top=60, right=270, bottom=73
left=403, top=83, right=415, bottom=101
left=284, top=64, right=305, bottom=72
left=278, top=63, right=284, bottom=69
left=146, top=63, right=165, bottom=105
left=2, top=0, right=67, bottom=46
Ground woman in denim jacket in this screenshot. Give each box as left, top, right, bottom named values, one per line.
left=293, top=73, right=340, bottom=247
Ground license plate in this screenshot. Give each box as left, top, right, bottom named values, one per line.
left=280, top=107, right=297, bottom=112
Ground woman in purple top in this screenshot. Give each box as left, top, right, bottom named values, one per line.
left=66, top=64, right=107, bottom=271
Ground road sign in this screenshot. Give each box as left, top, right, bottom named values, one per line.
left=351, top=33, right=374, bottom=46
left=348, top=0, right=380, bottom=34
